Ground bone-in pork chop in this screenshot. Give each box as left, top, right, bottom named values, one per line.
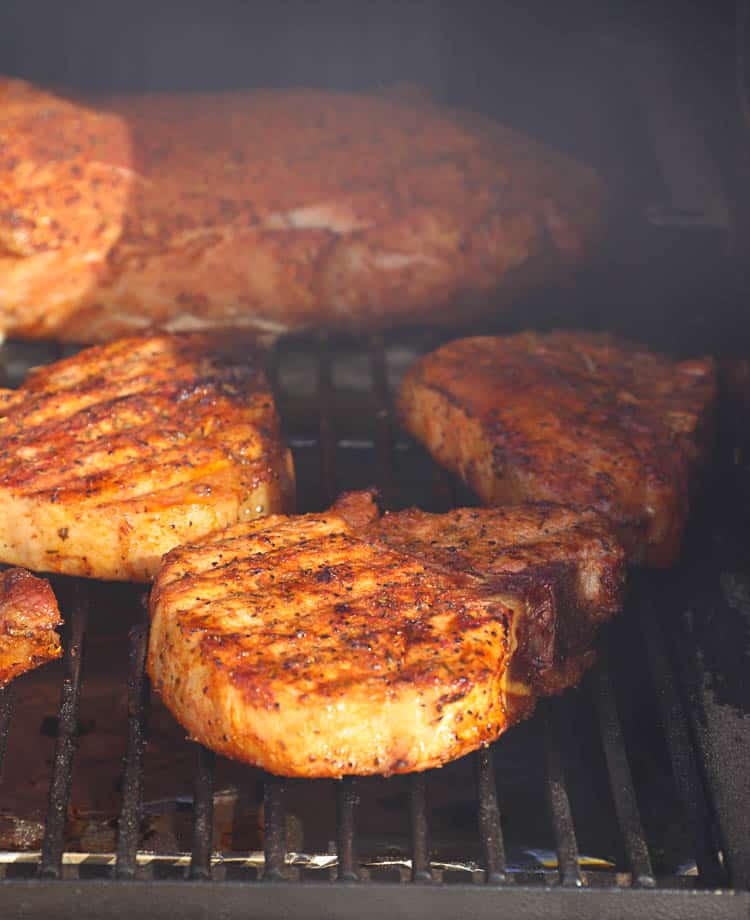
left=147, top=491, right=624, bottom=777
left=399, top=332, right=716, bottom=566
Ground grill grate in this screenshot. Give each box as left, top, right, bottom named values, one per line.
left=542, top=706, right=582, bottom=889
left=115, top=612, right=149, bottom=880
left=639, top=605, right=727, bottom=887
left=0, top=334, right=747, bottom=919
left=0, top=685, right=13, bottom=779
left=39, top=584, right=88, bottom=880
left=589, top=654, right=655, bottom=888
left=335, top=777, right=359, bottom=882
left=475, top=746, right=508, bottom=885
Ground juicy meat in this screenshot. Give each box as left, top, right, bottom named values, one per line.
left=0, top=568, right=62, bottom=687
left=0, top=334, right=294, bottom=581
left=0, top=77, right=605, bottom=342
left=147, top=491, right=624, bottom=778
left=368, top=498, right=625, bottom=696
left=399, top=332, right=716, bottom=566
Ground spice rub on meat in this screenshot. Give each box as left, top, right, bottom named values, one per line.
left=367, top=497, right=625, bottom=697
left=399, top=332, right=716, bottom=566
left=0, top=333, right=294, bottom=581
left=147, top=491, right=624, bottom=778
left=0, top=77, right=605, bottom=342
left=0, top=568, right=62, bottom=687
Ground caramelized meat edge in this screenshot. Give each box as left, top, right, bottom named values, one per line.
left=0, top=568, right=62, bottom=687
left=399, top=331, right=716, bottom=566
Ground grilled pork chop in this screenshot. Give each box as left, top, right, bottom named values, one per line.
left=368, top=498, right=624, bottom=696
left=0, top=77, right=605, bottom=342
left=0, top=568, right=62, bottom=686
left=0, top=334, right=294, bottom=581
left=147, top=491, right=624, bottom=777
left=399, top=332, right=716, bottom=566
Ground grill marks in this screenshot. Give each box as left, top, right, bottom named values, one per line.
left=160, top=528, right=490, bottom=692
left=0, top=341, right=267, bottom=499
left=147, top=491, right=625, bottom=777
left=399, top=332, right=717, bottom=566
left=0, top=333, right=293, bottom=580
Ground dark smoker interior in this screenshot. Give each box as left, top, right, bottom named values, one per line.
left=0, top=0, right=746, bottom=355
left=0, top=2, right=748, bottom=916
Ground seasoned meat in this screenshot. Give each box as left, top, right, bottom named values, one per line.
left=0, top=568, right=61, bottom=687
left=368, top=498, right=625, bottom=696
left=0, top=77, right=605, bottom=342
left=147, top=491, right=624, bottom=778
left=0, top=334, right=294, bottom=581
left=399, top=332, right=716, bottom=566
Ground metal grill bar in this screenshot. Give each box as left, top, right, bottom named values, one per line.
left=671, top=609, right=750, bottom=890
left=263, top=776, right=287, bottom=881
left=543, top=707, right=583, bottom=888
left=475, top=747, right=509, bottom=885
left=115, top=614, right=150, bottom=880
left=409, top=773, right=431, bottom=883
left=0, top=684, right=14, bottom=780
left=640, top=608, right=725, bottom=886
left=189, top=746, right=216, bottom=881
left=0, top=344, right=10, bottom=389
left=316, top=338, right=337, bottom=508
left=369, top=337, right=395, bottom=506
left=590, top=657, right=656, bottom=888
left=336, top=777, right=359, bottom=881
left=315, top=340, right=367, bottom=883
left=39, top=584, right=89, bottom=880
left=370, top=338, right=432, bottom=886
left=265, top=340, right=281, bottom=397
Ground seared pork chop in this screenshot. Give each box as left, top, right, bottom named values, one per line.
left=367, top=498, right=625, bottom=696
left=399, top=332, right=716, bottom=566
left=0, top=568, right=61, bottom=686
left=147, top=491, right=624, bottom=777
left=0, top=334, right=294, bottom=581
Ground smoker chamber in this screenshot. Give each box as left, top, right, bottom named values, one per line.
left=0, top=331, right=747, bottom=920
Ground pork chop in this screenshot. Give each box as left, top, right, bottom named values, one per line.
left=0, top=333, right=294, bottom=581
left=0, top=568, right=62, bottom=687
left=0, top=77, right=605, bottom=342
left=399, top=332, right=716, bottom=566
left=147, top=491, right=624, bottom=777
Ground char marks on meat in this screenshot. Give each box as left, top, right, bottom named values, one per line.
left=147, top=490, right=624, bottom=778
left=0, top=333, right=294, bottom=581
left=399, top=332, right=716, bottom=566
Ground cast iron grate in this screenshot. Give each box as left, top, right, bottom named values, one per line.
left=0, top=334, right=747, bottom=920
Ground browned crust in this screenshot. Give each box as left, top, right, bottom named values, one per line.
left=1, top=77, right=606, bottom=341
left=399, top=332, right=717, bottom=566
left=0, top=567, right=62, bottom=686
left=147, top=492, right=624, bottom=777
left=364, top=497, right=625, bottom=692
left=0, top=332, right=294, bottom=580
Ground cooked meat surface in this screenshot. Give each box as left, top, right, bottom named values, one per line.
left=368, top=498, right=625, bottom=695
left=0, top=77, right=605, bottom=342
left=147, top=490, right=624, bottom=778
left=399, top=332, right=716, bottom=566
left=0, top=334, right=294, bottom=581
left=0, top=568, right=62, bottom=687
